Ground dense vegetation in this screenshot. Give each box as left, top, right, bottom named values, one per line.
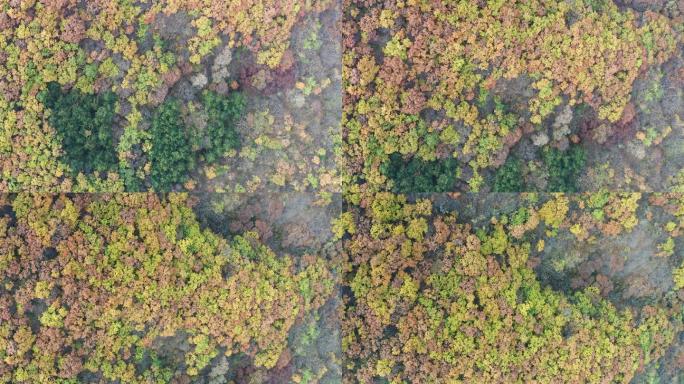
left=1, top=0, right=684, bottom=382
left=149, top=100, right=194, bottom=190
left=340, top=192, right=684, bottom=383
left=0, top=194, right=334, bottom=383
left=342, top=0, right=680, bottom=192
left=493, top=146, right=587, bottom=192
left=41, top=83, right=117, bottom=175
left=493, top=157, right=524, bottom=192
left=1, top=191, right=682, bottom=382
left=0, top=1, right=331, bottom=192
left=542, top=145, right=587, bottom=193
left=198, top=91, right=245, bottom=164
left=148, top=91, right=246, bottom=190
left=381, top=153, right=458, bottom=193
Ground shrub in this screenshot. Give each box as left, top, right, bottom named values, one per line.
left=149, top=99, right=193, bottom=190
left=381, top=153, right=458, bottom=193
left=42, top=82, right=117, bottom=174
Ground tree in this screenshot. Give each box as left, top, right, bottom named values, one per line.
left=342, top=194, right=676, bottom=383
left=542, top=145, right=586, bottom=193
left=0, top=193, right=334, bottom=383
left=42, top=82, right=118, bottom=175
left=493, top=157, right=524, bottom=192
left=199, top=90, right=245, bottom=164
left=381, top=153, right=458, bottom=193
left=149, top=99, right=193, bottom=190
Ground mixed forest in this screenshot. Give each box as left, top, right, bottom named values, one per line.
left=342, top=0, right=683, bottom=192
left=1, top=0, right=341, bottom=196
left=1, top=0, right=684, bottom=383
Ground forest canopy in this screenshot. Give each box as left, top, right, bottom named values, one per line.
left=0, top=194, right=334, bottom=383
left=41, top=82, right=118, bottom=175
left=340, top=192, right=684, bottom=383
left=0, top=0, right=683, bottom=382
left=342, top=0, right=681, bottom=192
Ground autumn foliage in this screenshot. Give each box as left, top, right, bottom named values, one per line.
left=341, top=193, right=681, bottom=383
left=0, top=193, right=333, bottom=383
left=342, top=0, right=680, bottom=192
left=0, top=0, right=330, bottom=191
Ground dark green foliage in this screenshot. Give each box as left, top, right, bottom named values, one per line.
left=381, top=153, right=458, bottom=193
left=492, top=146, right=585, bottom=192
left=42, top=82, right=117, bottom=174
left=542, top=145, right=586, bottom=192
left=493, top=157, right=524, bottom=192
left=199, top=91, right=245, bottom=163
left=149, top=99, right=193, bottom=190
left=148, top=91, right=245, bottom=189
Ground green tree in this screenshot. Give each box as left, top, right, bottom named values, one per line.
left=493, top=157, right=524, bottom=192
left=149, top=99, right=193, bottom=190
left=381, top=153, right=458, bottom=193
left=42, top=82, right=117, bottom=174
left=200, top=90, right=245, bottom=164
left=542, top=145, right=586, bottom=192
